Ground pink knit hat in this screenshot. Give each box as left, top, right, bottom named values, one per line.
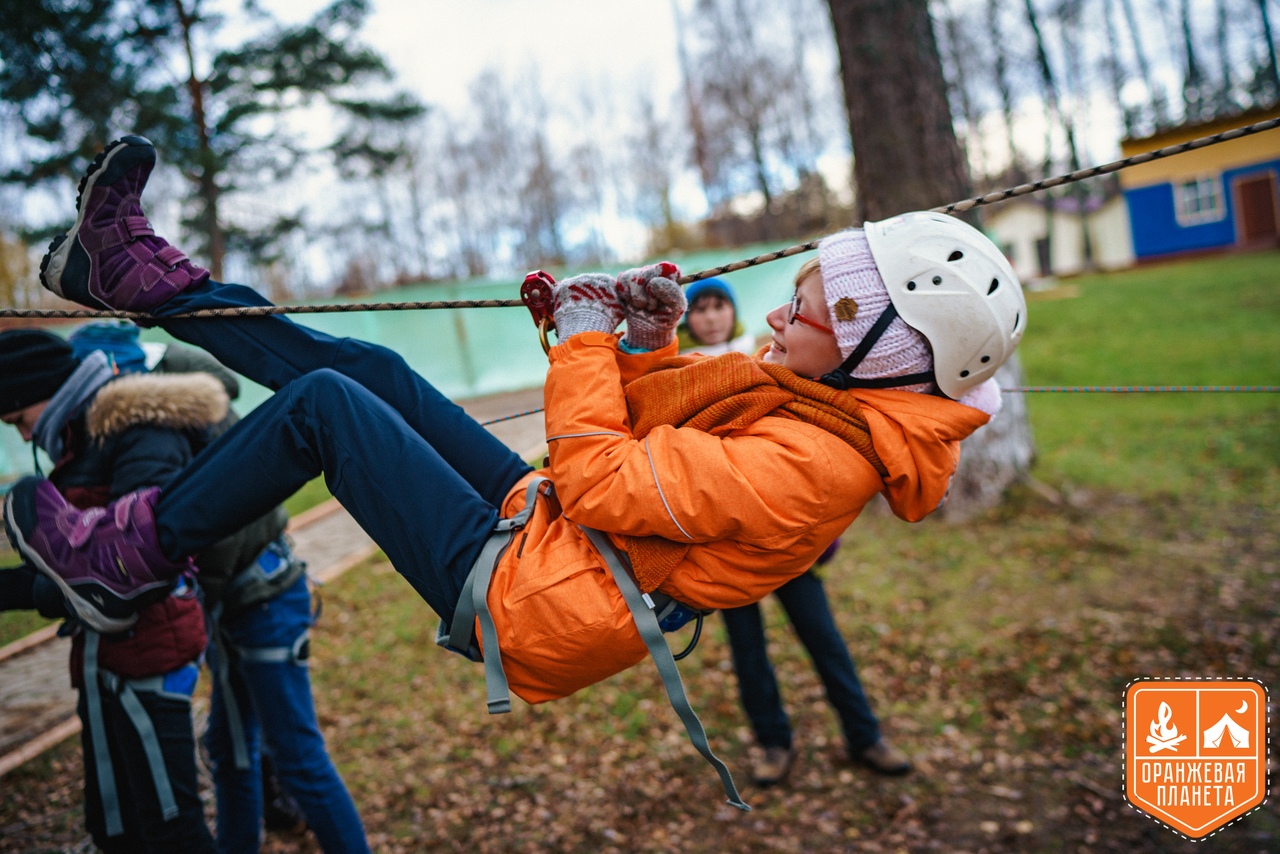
left=817, top=229, right=934, bottom=394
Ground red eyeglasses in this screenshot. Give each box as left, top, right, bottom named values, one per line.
left=788, top=292, right=834, bottom=334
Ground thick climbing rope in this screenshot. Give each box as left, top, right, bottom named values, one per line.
left=3, top=115, right=1278, bottom=321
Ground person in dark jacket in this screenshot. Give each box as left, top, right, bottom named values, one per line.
left=0, top=328, right=215, bottom=853
left=65, top=320, right=369, bottom=854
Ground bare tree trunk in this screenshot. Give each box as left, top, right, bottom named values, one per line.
left=672, top=0, right=716, bottom=205
left=746, top=123, right=774, bottom=209
left=404, top=146, right=433, bottom=279
left=1102, top=0, right=1137, bottom=138
left=175, top=0, right=224, bottom=279
left=1179, top=0, right=1207, bottom=121
left=729, top=0, right=775, bottom=208
left=1215, top=0, right=1236, bottom=113
left=825, top=0, right=971, bottom=222
left=1255, top=0, right=1280, bottom=97
left=825, top=0, right=1033, bottom=517
left=374, top=175, right=401, bottom=283
left=1120, top=0, right=1170, bottom=128
left=1024, top=0, right=1092, bottom=270
left=940, top=6, right=986, bottom=179
left=631, top=91, right=681, bottom=248
left=783, top=0, right=823, bottom=178
left=986, top=0, right=1025, bottom=181
left=939, top=356, right=1035, bottom=521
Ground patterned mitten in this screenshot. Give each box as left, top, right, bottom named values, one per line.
left=552, top=273, right=625, bottom=341
left=617, top=262, right=687, bottom=351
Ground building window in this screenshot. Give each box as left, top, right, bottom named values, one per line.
left=1174, top=176, right=1225, bottom=226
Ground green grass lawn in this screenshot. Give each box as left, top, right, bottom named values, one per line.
left=1018, top=250, right=1279, bottom=501
left=302, top=249, right=1278, bottom=852
left=2, top=250, right=1277, bottom=852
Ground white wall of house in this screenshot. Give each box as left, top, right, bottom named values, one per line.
left=984, top=196, right=1134, bottom=281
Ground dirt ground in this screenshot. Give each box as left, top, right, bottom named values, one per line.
left=3, top=483, right=1276, bottom=853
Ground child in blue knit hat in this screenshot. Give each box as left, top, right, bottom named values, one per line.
left=676, top=277, right=757, bottom=356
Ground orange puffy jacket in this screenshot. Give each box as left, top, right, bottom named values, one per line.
left=484, top=332, right=991, bottom=704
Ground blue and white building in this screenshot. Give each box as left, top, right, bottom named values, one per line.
left=1120, top=105, right=1280, bottom=261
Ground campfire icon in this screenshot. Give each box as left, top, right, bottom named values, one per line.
left=1146, top=701, right=1187, bottom=753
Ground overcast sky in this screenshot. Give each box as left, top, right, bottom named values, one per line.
left=363, top=1, right=685, bottom=112
left=257, top=0, right=686, bottom=115
left=250, top=0, right=1171, bottom=183
left=100, top=0, right=1261, bottom=282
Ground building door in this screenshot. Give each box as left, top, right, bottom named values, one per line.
left=1035, top=236, right=1052, bottom=277
left=1234, top=173, right=1279, bottom=246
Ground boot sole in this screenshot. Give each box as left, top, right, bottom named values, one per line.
left=4, top=480, right=140, bottom=634
left=39, top=136, right=157, bottom=309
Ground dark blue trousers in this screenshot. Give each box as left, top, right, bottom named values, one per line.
left=78, top=670, right=216, bottom=854
left=721, top=569, right=881, bottom=753
left=206, top=575, right=368, bottom=853
left=150, top=281, right=533, bottom=624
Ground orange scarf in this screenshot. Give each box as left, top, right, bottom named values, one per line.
left=616, top=352, right=888, bottom=592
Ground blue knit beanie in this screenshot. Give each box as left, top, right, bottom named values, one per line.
left=683, top=277, right=736, bottom=310
left=68, top=320, right=147, bottom=374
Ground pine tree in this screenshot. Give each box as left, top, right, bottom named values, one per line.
left=0, top=0, right=422, bottom=280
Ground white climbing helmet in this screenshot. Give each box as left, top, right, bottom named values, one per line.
left=864, top=211, right=1026, bottom=400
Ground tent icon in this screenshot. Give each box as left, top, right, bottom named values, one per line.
left=1203, top=704, right=1250, bottom=749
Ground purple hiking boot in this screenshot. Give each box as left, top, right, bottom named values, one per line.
left=3, top=477, right=193, bottom=633
left=39, top=135, right=209, bottom=312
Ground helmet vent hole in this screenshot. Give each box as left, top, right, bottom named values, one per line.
left=987, top=278, right=1000, bottom=295
left=981, top=355, right=990, bottom=363
left=907, top=281, right=917, bottom=291
left=932, top=276, right=942, bottom=285
left=1014, top=311, right=1021, bottom=330
left=948, top=250, right=964, bottom=261
left=960, top=370, right=970, bottom=378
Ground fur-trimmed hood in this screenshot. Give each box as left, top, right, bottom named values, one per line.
left=86, top=372, right=230, bottom=441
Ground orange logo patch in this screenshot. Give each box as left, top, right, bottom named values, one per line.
left=1124, top=679, right=1269, bottom=839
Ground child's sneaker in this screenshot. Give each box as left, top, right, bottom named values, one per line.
left=39, top=135, right=209, bottom=312
left=3, top=477, right=192, bottom=633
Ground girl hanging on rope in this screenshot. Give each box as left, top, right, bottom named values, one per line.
left=6, top=137, right=1024, bottom=806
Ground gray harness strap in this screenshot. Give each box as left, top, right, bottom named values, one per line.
left=100, top=671, right=178, bottom=822
left=83, top=632, right=182, bottom=836
left=437, top=477, right=749, bottom=810
left=437, top=476, right=547, bottom=714
left=211, top=612, right=311, bottom=771
left=209, top=602, right=252, bottom=770
left=210, top=538, right=314, bottom=769
left=83, top=631, right=124, bottom=837
left=580, top=526, right=750, bottom=812
left=235, top=631, right=310, bottom=664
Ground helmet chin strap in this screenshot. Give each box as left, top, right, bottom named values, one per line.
left=817, top=304, right=935, bottom=391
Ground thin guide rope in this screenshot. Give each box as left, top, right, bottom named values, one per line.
left=477, top=387, right=1280, bottom=426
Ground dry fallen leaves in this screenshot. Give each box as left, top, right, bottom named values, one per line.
left=2, top=490, right=1278, bottom=852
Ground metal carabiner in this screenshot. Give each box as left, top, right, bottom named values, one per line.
left=520, top=270, right=557, bottom=355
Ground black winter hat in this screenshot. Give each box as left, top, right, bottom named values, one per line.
left=0, top=329, right=79, bottom=416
